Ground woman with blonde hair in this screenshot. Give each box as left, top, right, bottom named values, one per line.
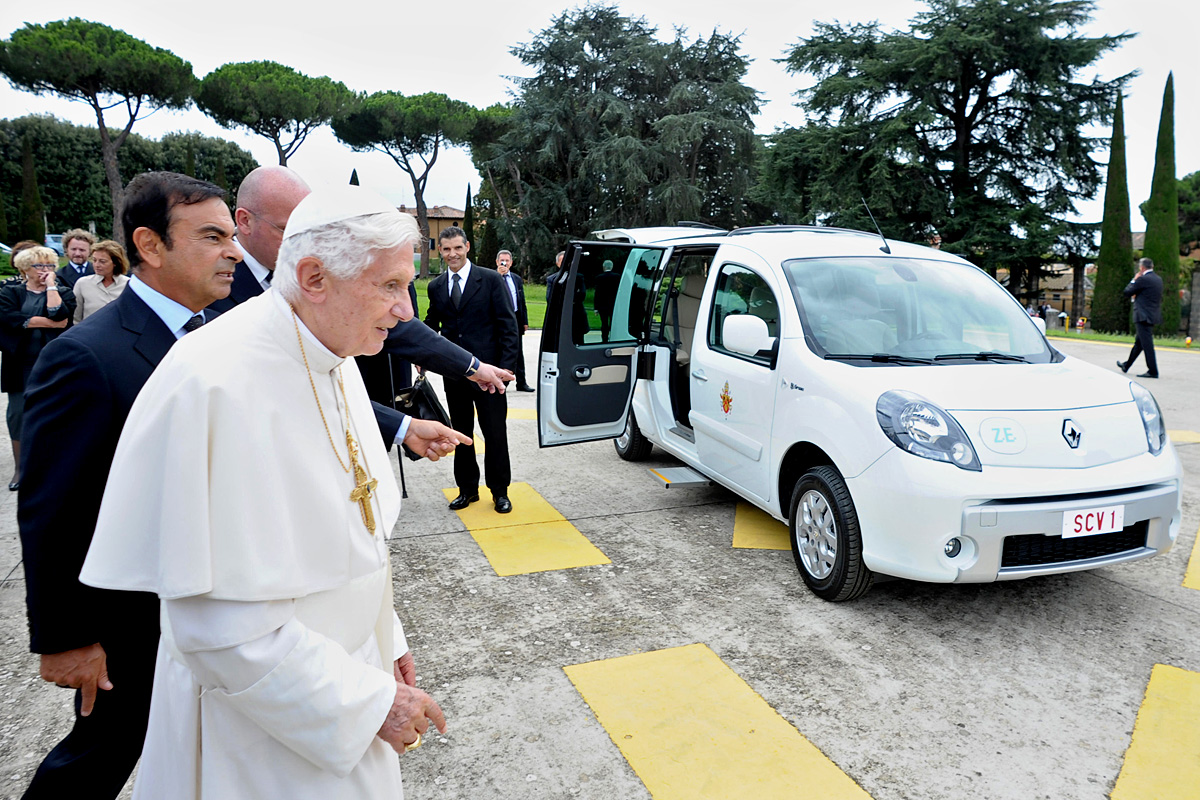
left=72, top=240, right=130, bottom=323
left=0, top=247, right=76, bottom=489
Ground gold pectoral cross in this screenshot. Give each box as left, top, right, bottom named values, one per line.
left=346, top=431, right=378, bottom=536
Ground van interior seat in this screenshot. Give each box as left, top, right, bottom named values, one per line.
left=673, top=274, right=706, bottom=364
left=748, top=287, right=779, bottom=336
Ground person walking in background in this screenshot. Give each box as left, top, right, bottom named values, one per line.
left=72, top=241, right=130, bottom=323
left=0, top=246, right=76, bottom=491
left=496, top=250, right=534, bottom=391
left=56, top=229, right=96, bottom=290
left=1117, top=257, right=1164, bottom=379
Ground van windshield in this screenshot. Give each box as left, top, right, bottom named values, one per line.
left=782, top=257, right=1055, bottom=364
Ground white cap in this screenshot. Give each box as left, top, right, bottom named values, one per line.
left=283, top=185, right=399, bottom=239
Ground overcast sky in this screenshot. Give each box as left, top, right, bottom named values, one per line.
left=1, top=0, right=1194, bottom=235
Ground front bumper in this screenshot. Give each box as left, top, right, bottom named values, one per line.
left=847, top=447, right=1183, bottom=584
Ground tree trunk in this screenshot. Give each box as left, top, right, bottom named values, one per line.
left=412, top=178, right=431, bottom=279
left=275, top=137, right=289, bottom=167
left=98, top=129, right=125, bottom=245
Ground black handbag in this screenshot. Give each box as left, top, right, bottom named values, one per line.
left=394, top=373, right=453, bottom=461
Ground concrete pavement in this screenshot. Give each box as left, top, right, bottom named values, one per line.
left=0, top=331, right=1195, bottom=799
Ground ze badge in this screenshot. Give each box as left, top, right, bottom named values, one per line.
left=979, top=417, right=1026, bottom=454
left=720, top=381, right=733, bottom=415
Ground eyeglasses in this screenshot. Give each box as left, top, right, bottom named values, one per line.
left=244, top=209, right=287, bottom=235
left=31, top=264, right=56, bottom=270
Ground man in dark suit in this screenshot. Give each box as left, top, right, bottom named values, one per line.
left=55, top=229, right=96, bottom=289
left=211, top=166, right=513, bottom=448
left=593, top=259, right=620, bottom=342
left=18, top=172, right=241, bottom=798
left=426, top=226, right=521, bottom=513
left=496, top=250, right=534, bottom=391
left=1117, top=257, right=1164, bottom=379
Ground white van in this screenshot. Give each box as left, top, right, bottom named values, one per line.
left=537, top=226, right=1182, bottom=601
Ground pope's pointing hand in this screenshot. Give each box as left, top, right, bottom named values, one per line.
left=377, top=683, right=446, bottom=755
left=403, top=418, right=471, bottom=461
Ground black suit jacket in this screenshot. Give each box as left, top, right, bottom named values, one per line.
left=206, top=261, right=265, bottom=314
left=1124, top=270, right=1164, bottom=326
left=55, top=262, right=94, bottom=289
left=19, top=289, right=172, bottom=654
left=425, top=264, right=520, bottom=370
left=500, top=272, right=529, bottom=329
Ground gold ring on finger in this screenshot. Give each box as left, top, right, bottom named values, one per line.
left=404, top=733, right=422, bottom=752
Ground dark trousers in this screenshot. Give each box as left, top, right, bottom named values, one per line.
left=23, top=620, right=159, bottom=799
left=444, top=377, right=510, bottom=495
left=513, top=332, right=528, bottom=387
left=1125, top=321, right=1158, bottom=376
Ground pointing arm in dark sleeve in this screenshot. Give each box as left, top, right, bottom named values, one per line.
left=382, top=317, right=472, bottom=376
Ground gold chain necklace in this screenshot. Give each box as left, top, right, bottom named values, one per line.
left=291, top=307, right=379, bottom=536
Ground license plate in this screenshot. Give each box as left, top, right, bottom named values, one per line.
left=1061, top=504, right=1125, bottom=538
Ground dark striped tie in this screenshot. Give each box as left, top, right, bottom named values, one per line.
left=183, top=314, right=205, bottom=333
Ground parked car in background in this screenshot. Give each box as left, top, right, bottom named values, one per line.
left=538, top=226, right=1183, bottom=601
left=44, top=234, right=64, bottom=256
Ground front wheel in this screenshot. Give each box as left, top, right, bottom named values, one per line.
left=614, top=411, right=653, bottom=461
left=788, top=466, right=873, bottom=602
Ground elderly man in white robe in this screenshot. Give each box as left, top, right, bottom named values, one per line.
left=80, top=187, right=464, bottom=799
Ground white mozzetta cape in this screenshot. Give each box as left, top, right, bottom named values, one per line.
left=82, top=290, right=408, bottom=799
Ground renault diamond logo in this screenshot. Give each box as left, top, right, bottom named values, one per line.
left=1062, top=419, right=1082, bottom=449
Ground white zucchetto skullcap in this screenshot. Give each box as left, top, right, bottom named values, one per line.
left=283, top=185, right=400, bottom=239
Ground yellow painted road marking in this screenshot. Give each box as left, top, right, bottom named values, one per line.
left=1112, top=664, right=1200, bottom=799
left=1169, top=429, right=1200, bottom=445
left=565, top=644, right=872, bottom=800
left=733, top=502, right=790, bottom=551
left=443, top=482, right=609, bottom=576
left=507, top=407, right=537, bottom=420
left=1183, top=525, right=1200, bottom=591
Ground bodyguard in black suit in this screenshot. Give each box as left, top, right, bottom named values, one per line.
left=1117, top=257, right=1164, bottom=379
left=496, top=250, right=534, bottom=391
left=18, top=172, right=241, bottom=798
left=426, top=227, right=521, bottom=512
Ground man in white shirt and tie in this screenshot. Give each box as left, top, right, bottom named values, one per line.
left=496, top=250, right=533, bottom=392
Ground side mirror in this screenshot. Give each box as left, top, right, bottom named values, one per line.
left=1031, top=316, right=1046, bottom=335
left=724, top=314, right=775, bottom=357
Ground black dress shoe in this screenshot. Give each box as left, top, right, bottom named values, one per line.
left=494, top=495, right=513, bottom=514
left=8, top=481, right=18, bottom=491
left=1116, top=360, right=1129, bottom=373
left=516, top=384, right=535, bottom=392
left=448, top=492, right=479, bottom=510
left=1136, top=372, right=1158, bottom=379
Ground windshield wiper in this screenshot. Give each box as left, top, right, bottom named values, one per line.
left=824, top=353, right=934, bottom=365
left=933, top=351, right=1029, bottom=363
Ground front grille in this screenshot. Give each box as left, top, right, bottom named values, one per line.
left=1001, top=521, right=1148, bottom=568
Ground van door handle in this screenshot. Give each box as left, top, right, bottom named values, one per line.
left=573, top=366, right=592, bottom=381
left=692, top=369, right=708, bottom=382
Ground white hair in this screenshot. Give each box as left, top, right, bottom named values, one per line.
left=274, top=211, right=421, bottom=301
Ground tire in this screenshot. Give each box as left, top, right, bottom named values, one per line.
left=614, top=411, right=653, bottom=461
left=788, top=466, right=873, bottom=602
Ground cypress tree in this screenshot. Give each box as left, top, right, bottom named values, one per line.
left=19, top=135, right=46, bottom=244
left=1142, top=72, right=1180, bottom=335
left=462, top=184, right=475, bottom=253
left=1091, top=93, right=1135, bottom=333
left=479, top=218, right=501, bottom=272
left=184, top=138, right=196, bottom=177
left=349, top=168, right=360, bottom=185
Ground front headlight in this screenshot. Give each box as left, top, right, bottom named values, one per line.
left=1130, top=382, right=1166, bottom=455
left=876, top=390, right=982, bottom=471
